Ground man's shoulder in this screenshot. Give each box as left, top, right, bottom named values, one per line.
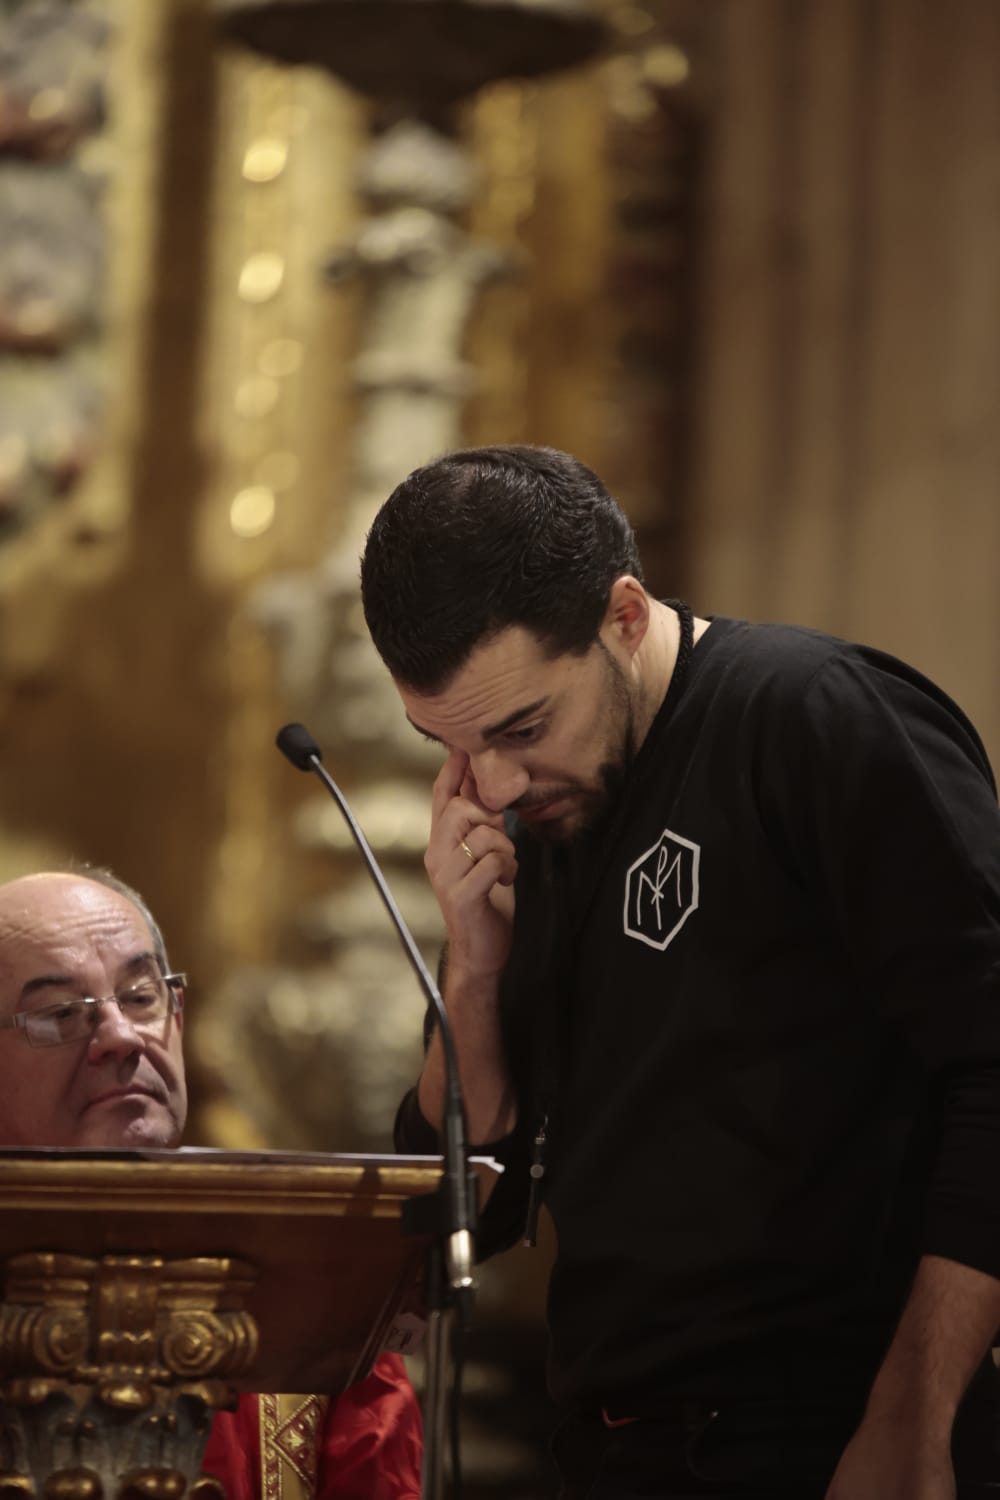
left=694, top=615, right=859, bottom=699
left=697, top=617, right=991, bottom=779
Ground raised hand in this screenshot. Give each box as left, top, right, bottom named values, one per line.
left=425, top=749, right=518, bottom=981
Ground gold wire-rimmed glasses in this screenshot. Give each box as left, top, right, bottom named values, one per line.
left=0, top=973, right=186, bottom=1049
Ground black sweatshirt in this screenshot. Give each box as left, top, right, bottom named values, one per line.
left=396, top=618, right=1000, bottom=1411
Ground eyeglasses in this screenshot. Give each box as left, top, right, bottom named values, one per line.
left=0, top=973, right=186, bottom=1049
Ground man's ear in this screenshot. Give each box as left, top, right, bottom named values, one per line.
left=601, top=575, right=650, bottom=660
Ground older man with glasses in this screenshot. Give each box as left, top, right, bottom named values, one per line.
left=0, top=867, right=422, bottom=1500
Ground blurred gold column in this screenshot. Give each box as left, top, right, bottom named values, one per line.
left=195, top=50, right=365, bottom=978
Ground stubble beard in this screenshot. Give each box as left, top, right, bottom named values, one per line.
left=520, top=651, right=641, bottom=847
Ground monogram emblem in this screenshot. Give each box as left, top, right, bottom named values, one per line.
left=623, top=828, right=700, bottom=950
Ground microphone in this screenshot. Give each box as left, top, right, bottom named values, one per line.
left=275, top=721, right=322, bottom=772
left=275, top=722, right=476, bottom=1299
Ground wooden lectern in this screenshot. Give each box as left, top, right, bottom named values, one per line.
left=0, top=1148, right=497, bottom=1500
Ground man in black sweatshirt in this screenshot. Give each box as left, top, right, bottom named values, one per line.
left=361, top=443, right=1000, bottom=1499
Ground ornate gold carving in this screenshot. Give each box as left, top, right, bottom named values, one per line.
left=117, top=1471, right=186, bottom=1500
left=43, top=1470, right=102, bottom=1500
left=0, top=1477, right=35, bottom=1500
left=0, top=2, right=110, bottom=539
left=259, top=1394, right=329, bottom=1500
left=0, top=1253, right=257, bottom=1500
left=187, top=1480, right=224, bottom=1500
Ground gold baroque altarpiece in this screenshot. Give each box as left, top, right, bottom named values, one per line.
left=0, top=0, right=704, bottom=1180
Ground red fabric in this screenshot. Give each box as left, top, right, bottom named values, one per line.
left=202, top=1356, right=422, bottom=1500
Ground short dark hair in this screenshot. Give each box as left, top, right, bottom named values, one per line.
left=361, top=445, right=644, bottom=693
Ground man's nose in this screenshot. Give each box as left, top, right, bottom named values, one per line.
left=469, top=750, right=529, bottom=813
left=86, top=1001, right=143, bottom=1061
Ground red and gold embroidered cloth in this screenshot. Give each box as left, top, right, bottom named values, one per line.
left=201, top=1355, right=422, bottom=1500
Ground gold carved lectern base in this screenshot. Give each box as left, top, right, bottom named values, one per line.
left=0, top=1249, right=253, bottom=1500
left=0, top=1149, right=474, bottom=1500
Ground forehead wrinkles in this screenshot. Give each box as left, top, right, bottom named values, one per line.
left=0, top=891, right=153, bottom=992
left=419, top=663, right=543, bottom=736
left=1, top=906, right=140, bottom=951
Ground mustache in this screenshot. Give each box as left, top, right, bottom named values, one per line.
left=509, top=786, right=581, bottom=812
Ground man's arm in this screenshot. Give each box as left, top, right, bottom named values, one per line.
left=826, top=1254, right=1000, bottom=1499
left=767, top=655, right=1000, bottom=1497
left=416, top=966, right=517, bottom=1146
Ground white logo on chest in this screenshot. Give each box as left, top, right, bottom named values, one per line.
left=623, top=828, right=700, bottom=950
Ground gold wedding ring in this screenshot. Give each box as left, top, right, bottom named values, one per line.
left=460, top=840, right=476, bottom=864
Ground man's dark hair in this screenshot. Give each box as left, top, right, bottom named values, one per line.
left=361, top=445, right=644, bottom=693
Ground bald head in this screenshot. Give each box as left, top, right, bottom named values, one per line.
left=0, top=873, right=187, bottom=1149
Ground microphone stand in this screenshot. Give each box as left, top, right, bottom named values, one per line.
left=276, top=723, right=477, bottom=1500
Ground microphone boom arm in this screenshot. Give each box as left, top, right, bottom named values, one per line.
left=275, top=723, right=476, bottom=1297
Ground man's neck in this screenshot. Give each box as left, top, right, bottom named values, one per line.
left=632, top=600, right=710, bottom=749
